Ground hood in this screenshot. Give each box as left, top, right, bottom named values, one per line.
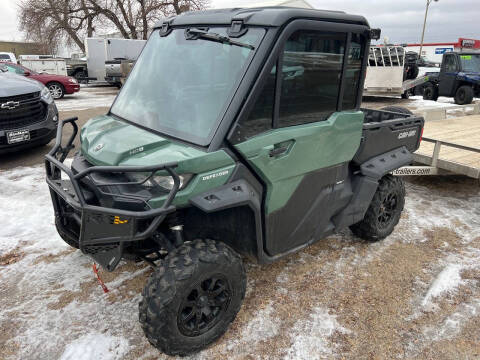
left=80, top=115, right=210, bottom=170
left=0, top=72, right=43, bottom=97
left=458, top=72, right=480, bottom=82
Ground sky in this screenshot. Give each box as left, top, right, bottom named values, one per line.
left=0, top=0, right=478, bottom=45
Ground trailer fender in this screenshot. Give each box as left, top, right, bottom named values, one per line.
left=360, top=146, right=413, bottom=179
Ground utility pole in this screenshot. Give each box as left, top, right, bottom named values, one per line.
left=419, top=0, right=438, bottom=59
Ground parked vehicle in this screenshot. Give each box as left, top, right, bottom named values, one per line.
left=19, top=57, right=68, bottom=76
left=0, top=52, right=17, bottom=63
left=2, top=62, right=80, bottom=99
left=45, top=8, right=424, bottom=356
left=417, top=55, right=439, bottom=68
left=422, top=52, right=480, bottom=104
left=66, top=54, right=88, bottom=82
left=105, top=58, right=129, bottom=87
left=0, top=65, right=58, bottom=154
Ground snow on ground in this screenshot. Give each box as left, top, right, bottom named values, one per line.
left=1, top=164, right=480, bottom=359
left=285, top=308, right=349, bottom=360
left=59, top=333, right=130, bottom=360
left=55, top=87, right=118, bottom=112
left=421, top=264, right=463, bottom=308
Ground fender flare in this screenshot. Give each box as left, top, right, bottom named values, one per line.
left=189, top=178, right=265, bottom=261
left=360, top=146, right=413, bottom=179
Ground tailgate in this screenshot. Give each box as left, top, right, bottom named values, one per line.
left=353, top=113, right=424, bottom=164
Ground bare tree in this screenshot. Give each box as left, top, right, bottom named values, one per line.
left=18, top=0, right=209, bottom=53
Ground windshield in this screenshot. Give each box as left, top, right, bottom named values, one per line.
left=111, top=27, right=265, bottom=145
left=460, top=54, right=480, bottom=73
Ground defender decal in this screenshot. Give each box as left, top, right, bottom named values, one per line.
left=202, top=170, right=229, bottom=181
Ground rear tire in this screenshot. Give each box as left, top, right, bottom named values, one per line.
left=73, top=69, right=87, bottom=83
left=139, top=239, right=246, bottom=356
left=454, top=85, right=474, bottom=105
left=423, top=83, right=439, bottom=101
left=350, top=175, right=405, bottom=242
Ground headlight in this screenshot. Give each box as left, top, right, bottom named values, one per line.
left=41, top=86, right=53, bottom=103
left=128, top=173, right=193, bottom=191
left=69, top=77, right=78, bottom=84
left=153, top=174, right=193, bottom=191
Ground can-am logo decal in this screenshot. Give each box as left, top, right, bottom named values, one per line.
left=202, top=170, right=229, bottom=181
left=94, top=143, right=104, bottom=152
left=398, top=129, right=417, bottom=139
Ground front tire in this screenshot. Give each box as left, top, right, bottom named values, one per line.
left=454, top=85, right=474, bottom=105
left=423, top=83, right=439, bottom=101
left=139, top=239, right=246, bottom=356
left=350, top=175, right=405, bottom=241
left=47, top=82, right=65, bottom=99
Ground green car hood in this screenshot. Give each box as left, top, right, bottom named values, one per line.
left=80, top=115, right=233, bottom=174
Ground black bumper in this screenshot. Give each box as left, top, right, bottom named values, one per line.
left=0, top=103, right=57, bottom=154
left=45, top=117, right=180, bottom=271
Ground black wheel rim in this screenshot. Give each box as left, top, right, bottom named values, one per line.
left=424, top=88, right=432, bottom=99
left=177, top=274, right=231, bottom=337
left=458, top=89, right=465, bottom=102
left=377, top=192, right=398, bottom=228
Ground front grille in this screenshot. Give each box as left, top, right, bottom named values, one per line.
left=0, top=93, right=47, bottom=130
left=0, top=91, right=40, bottom=102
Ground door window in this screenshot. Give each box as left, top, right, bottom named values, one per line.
left=444, top=55, right=458, bottom=72
left=233, top=65, right=276, bottom=141
left=342, top=34, right=365, bottom=110
left=278, top=30, right=346, bottom=127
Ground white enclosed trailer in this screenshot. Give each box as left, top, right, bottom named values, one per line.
left=85, top=38, right=146, bottom=81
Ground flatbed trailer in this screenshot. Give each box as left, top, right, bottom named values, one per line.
left=363, top=45, right=431, bottom=98
left=393, top=114, right=480, bottom=179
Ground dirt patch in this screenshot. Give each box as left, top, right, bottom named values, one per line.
left=32, top=249, right=76, bottom=265
left=0, top=249, right=24, bottom=266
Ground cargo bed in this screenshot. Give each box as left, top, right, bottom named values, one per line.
left=353, top=108, right=424, bottom=164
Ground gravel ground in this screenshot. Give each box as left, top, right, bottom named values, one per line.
left=0, top=166, right=479, bottom=360
left=0, top=86, right=479, bottom=359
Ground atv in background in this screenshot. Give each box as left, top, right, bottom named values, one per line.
left=422, top=52, right=480, bottom=104
left=45, top=7, right=424, bottom=356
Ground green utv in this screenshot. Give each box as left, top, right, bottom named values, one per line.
left=45, top=7, right=424, bottom=356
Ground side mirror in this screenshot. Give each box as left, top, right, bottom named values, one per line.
left=24, top=70, right=30, bottom=76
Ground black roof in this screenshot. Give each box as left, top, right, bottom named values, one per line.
left=153, top=7, right=369, bottom=29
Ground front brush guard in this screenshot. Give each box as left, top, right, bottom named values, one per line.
left=45, top=117, right=180, bottom=270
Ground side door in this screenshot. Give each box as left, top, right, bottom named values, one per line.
left=229, top=21, right=369, bottom=256
left=438, top=53, right=459, bottom=96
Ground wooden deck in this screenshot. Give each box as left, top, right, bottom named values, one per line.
left=413, top=114, right=480, bottom=178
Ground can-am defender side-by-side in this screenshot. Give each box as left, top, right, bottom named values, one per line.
left=45, top=8, right=424, bottom=356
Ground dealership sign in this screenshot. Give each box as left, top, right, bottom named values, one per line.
left=462, top=39, right=476, bottom=48
left=435, top=47, right=453, bottom=54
